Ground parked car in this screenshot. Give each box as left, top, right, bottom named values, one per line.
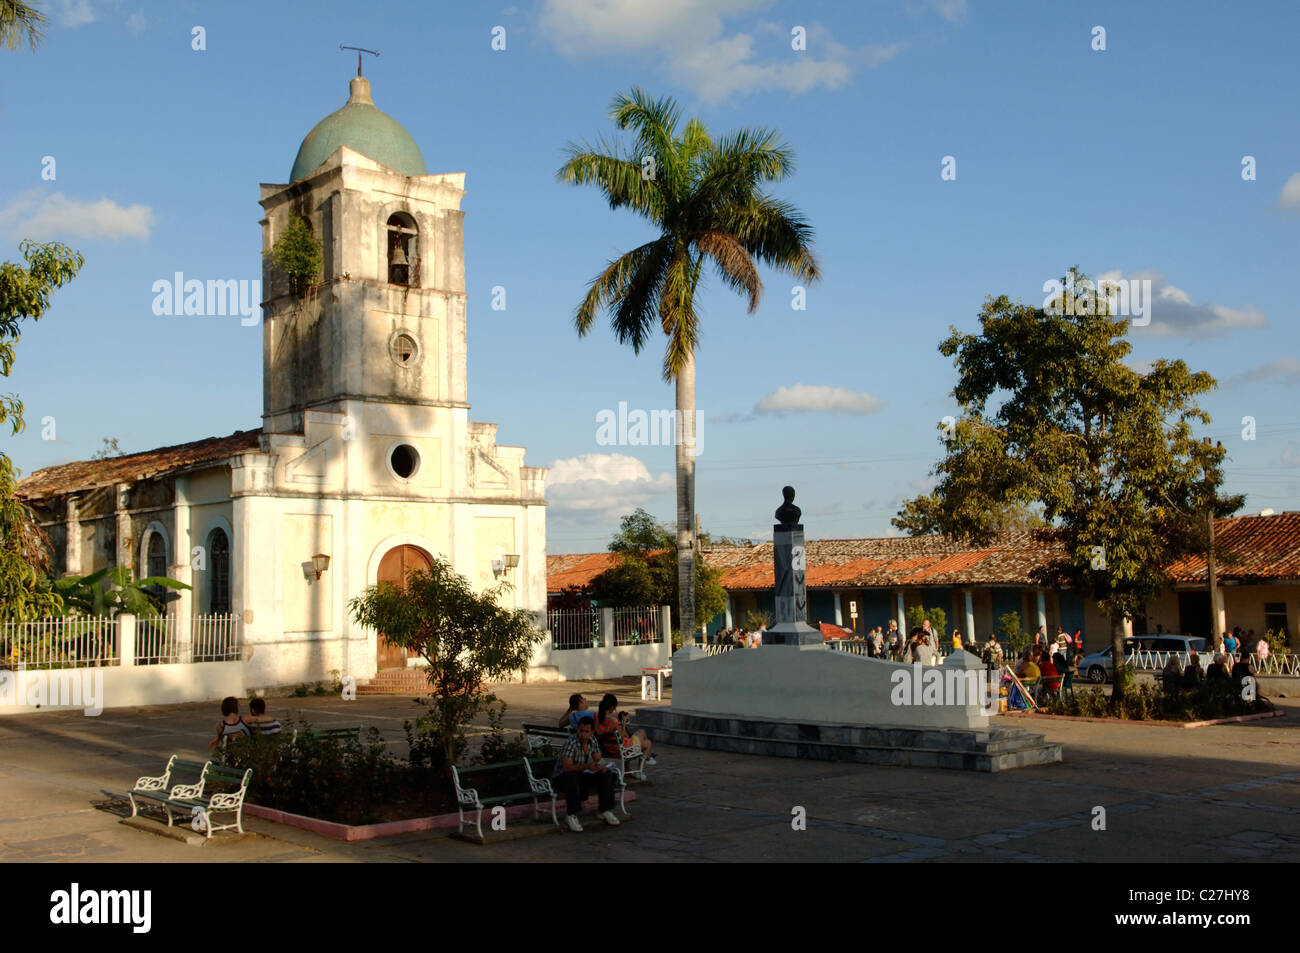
left=1079, top=636, right=1208, bottom=683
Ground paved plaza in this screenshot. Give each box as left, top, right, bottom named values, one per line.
left=2, top=680, right=1298, bottom=863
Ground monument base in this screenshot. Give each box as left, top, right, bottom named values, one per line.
left=763, top=621, right=822, bottom=646
left=633, top=706, right=1062, bottom=773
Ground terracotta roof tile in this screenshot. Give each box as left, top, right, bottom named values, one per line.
left=17, top=429, right=262, bottom=500
left=547, top=513, right=1300, bottom=592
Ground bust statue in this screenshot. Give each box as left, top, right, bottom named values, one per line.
left=775, top=486, right=801, bottom=526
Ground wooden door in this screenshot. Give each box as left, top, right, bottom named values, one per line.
left=376, top=545, right=432, bottom=669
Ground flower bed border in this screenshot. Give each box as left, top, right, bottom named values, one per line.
left=244, top=789, right=638, bottom=842
left=1001, top=709, right=1284, bottom=729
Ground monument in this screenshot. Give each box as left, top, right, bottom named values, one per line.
left=765, top=487, right=821, bottom=646
left=634, top=487, right=1062, bottom=771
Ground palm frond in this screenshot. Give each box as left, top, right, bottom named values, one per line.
left=574, top=240, right=669, bottom=348
left=659, top=251, right=702, bottom=380
left=558, top=144, right=665, bottom=223
left=697, top=232, right=761, bottom=313
left=722, top=194, right=821, bottom=283
left=0, top=0, right=47, bottom=51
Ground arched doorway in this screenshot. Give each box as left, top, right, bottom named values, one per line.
left=376, top=544, right=432, bottom=668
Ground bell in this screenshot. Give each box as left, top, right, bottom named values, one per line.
left=391, top=244, right=408, bottom=267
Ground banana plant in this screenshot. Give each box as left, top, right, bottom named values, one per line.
left=52, top=565, right=190, bottom=617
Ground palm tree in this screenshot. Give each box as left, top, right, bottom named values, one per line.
left=559, top=88, right=820, bottom=641
left=0, top=0, right=48, bottom=51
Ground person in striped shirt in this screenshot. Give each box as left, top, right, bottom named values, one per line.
left=245, top=697, right=281, bottom=735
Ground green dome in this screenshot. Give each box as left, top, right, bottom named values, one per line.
left=290, top=77, right=427, bottom=182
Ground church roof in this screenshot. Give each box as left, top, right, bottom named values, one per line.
left=16, top=429, right=262, bottom=500
left=289, top=76, right=427, bottom=183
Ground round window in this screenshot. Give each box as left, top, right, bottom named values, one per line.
left=390, top=444, right=419, bottom=479
left=390, top=332, right=419, bottom=367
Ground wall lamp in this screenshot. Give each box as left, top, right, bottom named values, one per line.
left=492, top=553, right=520, bottom=577
left=312, top=553, right=331, bottom=579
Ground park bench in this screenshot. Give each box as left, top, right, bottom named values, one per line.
left=451, top=757, right=559, bottom=841
left=128, top=758, right=252, bottom=840
left=524, top=721, right=647, bottom=781
left=521, top=722, right=571, bottom=753
left=293, top=724, right=364, bottom=745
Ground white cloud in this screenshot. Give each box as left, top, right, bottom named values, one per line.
left=1100, top=269, right=1267, bottom=338
left=0, top=190, right=154, bottom=241
left=51, top=0, right=97, bottom=27
left=126, top=9, right=147, bottom=34
left=546, top=452, right=674, bottom=521
left=755, top=383, right=884, bottom=415
left=1280, top=173, right=1300, bottom=214
left=538, top=0, right=898, bottom=101
left=1226, top=357, right=1300, bottom=388
left=907, top=0, right=968, bottom=23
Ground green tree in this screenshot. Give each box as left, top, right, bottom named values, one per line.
left=894, top=268, right=1243, bottom=701
left=0, top=0, right=47, bottom=51
left=1, top=239, right=84, bottom=621
left=265, top=215, right=322, bottom=297
left=559, top=89, right=820, bottom=642
left=589, top=507, right=727, bottom=631
left=905, top=604, right=949, bottom=642
left=52, top=565, right=189, bottom=618
left=997, top=610, right=1027, bottom=655
left=348, top=556, right=543, bottom=771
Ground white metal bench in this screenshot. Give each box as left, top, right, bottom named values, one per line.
left=128, top=757, right=252, bottom=840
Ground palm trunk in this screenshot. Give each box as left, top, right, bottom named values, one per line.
left=676, top=352, right=696, bottom=646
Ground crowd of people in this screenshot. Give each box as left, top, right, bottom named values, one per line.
left=716, top=627, right=764, bottom=647
left=554, top=691, right=655, bottom=831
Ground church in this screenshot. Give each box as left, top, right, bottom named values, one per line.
left=18, top=71, right=548, bottom=690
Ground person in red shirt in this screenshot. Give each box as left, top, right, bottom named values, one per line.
left=1039, top=652, right=1062, bottom=694
left=595, top=693, right=657, bottom=766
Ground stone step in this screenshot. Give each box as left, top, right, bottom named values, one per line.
left=633, top=707, right=1062, bottom=773
left=356, top=669, right=429, bottom=695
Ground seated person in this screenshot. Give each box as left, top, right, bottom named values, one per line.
left=552, top=716, right=621, bottom=832
left=559, top=693, right=590, bottom=730
left=1206, top=653, right=1228, bottom=680
left=210, top=696, right=251, bottom=749
left=1182, top=651, right=1203, bottom=689
left=1015, top=651, right=1041, bottom=683
left=595, top=693, right=656, bottom=766
left=244, top=696, right=281, bottom=735
left=1162, top=654, right=1184, bottom=693
left=1039, top=653, right=1061, bottom=692
left=1230, top=653, right=1255, bottom=685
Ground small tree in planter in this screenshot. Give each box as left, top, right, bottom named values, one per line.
left=348, top=557, right=543, bottom=772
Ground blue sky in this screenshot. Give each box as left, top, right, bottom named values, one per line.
left=3, top=0, right=1299, bottom=553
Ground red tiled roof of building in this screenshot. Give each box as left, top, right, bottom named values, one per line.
left=546, top=513, right=1300, bottom=591
left=546, top=552, right=619, bottom=591
left=1168, top=512, right=1300, bottom=582
left=16, top=429, right=262, bottom=500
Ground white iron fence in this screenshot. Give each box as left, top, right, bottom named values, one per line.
left=192, top=613, right=241, bottom=662
left=610, top=607, right=663, bottom=646
left=549, top=608, right=601, bottom=650
left=1, top=613, right=241, bottom=668
left=547, top=606, right=666, bottom=650
left=135, top=614, right=178, bottom=665
left=0, top=616, right=119, bottom=669
left=1129, top=649, right=1299, bottom=677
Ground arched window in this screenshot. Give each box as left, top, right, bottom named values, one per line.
left=386, top=213, right=419, bottom=286
left=146, top=531, right=167, bottom=580
left=209, top=528, right=231, bottom=615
